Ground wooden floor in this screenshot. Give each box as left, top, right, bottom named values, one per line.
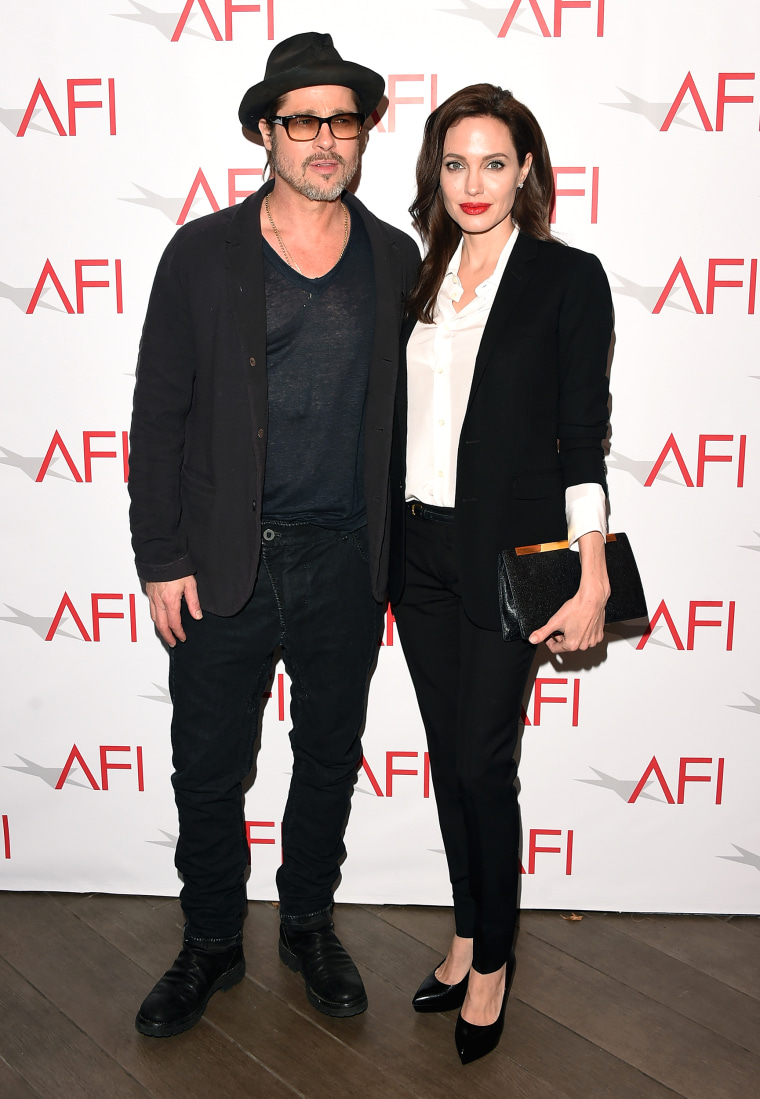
left=0, top=893, right=758, bottom=1098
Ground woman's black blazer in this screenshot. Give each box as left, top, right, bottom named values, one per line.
left=389, top=231, right=614, bottom=631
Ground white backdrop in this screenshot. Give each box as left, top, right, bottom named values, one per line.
left=1, top=0, right=758, bottom=915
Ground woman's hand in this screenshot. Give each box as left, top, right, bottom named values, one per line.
left=528, top=531, right=610, bottom=654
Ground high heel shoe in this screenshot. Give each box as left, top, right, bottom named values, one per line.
left=454, top=952, right=516, bottom=1065
left=411, top=961, right=469, bottom=1013
left=454, top=987, right=506, bottom=1064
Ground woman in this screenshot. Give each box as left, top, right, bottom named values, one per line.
left=389, top=84, right=613, bottom=1065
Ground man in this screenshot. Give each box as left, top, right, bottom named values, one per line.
left=128, top=32, right=419, bottom=1037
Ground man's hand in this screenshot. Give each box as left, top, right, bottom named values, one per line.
left=145, top=576, right=202, bottom=646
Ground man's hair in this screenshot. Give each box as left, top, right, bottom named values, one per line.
left=407, top=84, right=556, bottom=323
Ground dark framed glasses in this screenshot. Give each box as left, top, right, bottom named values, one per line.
left=268, top=112, right=365, bottom=141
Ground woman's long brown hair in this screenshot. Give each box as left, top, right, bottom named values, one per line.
left=407, top=84, right=556, bottom=323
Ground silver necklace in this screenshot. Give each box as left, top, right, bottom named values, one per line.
left=264, top=193, right=349, bottom=275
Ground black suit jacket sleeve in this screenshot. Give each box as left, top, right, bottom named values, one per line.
left=555, top=249, right=613, bottom=488
left=129, top=228, right=201, bottom=584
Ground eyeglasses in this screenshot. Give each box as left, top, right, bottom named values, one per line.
left=267, top=112, right=365, bottom=141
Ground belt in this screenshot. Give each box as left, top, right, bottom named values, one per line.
left=406, top=501, right=456, bottom=523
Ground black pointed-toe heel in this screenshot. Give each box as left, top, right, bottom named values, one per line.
left=454, top=987, right=507, bottom=1064
left=411, top=960, right=469, bottom=1013
left=454, top=951, right=516, bottom=1064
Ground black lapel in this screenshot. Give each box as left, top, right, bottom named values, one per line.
left=224, top=181, right=270, bottom=463
left=467, top=231, right=540, bottom=406
left=344, top=191, right=401, bottom=438
left=344, top=191, right=398, bottom=366
left=396, top=312, right=417, bottom=433
left=224, top=181, right=270, bottom=366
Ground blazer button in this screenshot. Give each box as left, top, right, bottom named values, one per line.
left=249, top=357, right=256, bottom=367
left=252, top=500, right=257, bottom=510
left=257, top=428, right=264, bottom=438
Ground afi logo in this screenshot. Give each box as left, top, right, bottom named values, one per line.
left=629, top=756, right=725, bottom=804
left=654, top=258, right=757, bottom=314
left=551, top=167, right=599, bottom=225
left=247, top=820, right=279, bottom=854
left=662, top=72, right=756, bottom=131
left=637, top=600, right=736, bottom=651
left=2, top=815, right=9, bottom=860
left=17, top=78, right=116, bottom=136
left=263, top=672, right=287, bottom=721
left=520, top=829, right=574, bottom=875
left=371, top=75, right=438, bottom=133
left=55, top=745, right=145, bottom=791
left=26, top=259, right=123, bottom=315
left=177, top=168, right=263, bottom=224
left=46, top=592, right=138, bottom=642
left=171, top=0, right=274, bottom=41
left=522, top=677, right=581, bottom=727
left=498, top=0, right=605, bottom=38
left=360, top=752, right=431, bottom=798
left=36, top=431, right=130, bottom=483
left=645, top=434, right=747, bottom=488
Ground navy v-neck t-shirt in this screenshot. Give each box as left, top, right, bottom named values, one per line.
left=261, top=213, right=376, bottom=530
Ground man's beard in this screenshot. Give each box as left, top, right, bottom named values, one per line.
left=269, top=138, right=358, bottom=201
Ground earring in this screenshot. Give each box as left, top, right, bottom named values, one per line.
left=517, top=181, right=524, bottom=189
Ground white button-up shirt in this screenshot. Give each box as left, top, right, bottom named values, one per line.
left=405, top=227, right=606, bottom=548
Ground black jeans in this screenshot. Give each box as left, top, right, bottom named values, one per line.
left=394, top=510, right=534, bottom=973
left=169, top=522, right=383, bottom=946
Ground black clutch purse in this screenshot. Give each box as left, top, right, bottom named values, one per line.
left=498, top=532, right=648, bottom=642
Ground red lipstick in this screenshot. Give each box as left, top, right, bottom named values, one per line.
left=460, top=203, right=491, bottom=215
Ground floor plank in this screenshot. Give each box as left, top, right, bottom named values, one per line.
left=0, top=893, right=298, bottom=1099
left=524, top=910, right=760, bottom=1055
left=516, top=930, right=760, bottom=1099
left=724, top=914, right=760, bottom=939
left=3, top=893, right=758, bottom=1098
left=0, top=1060, right=45, bottom=1099
left=597, top=913, right=760, bottom=1000
left=0, top=955, right=149, bottom=1099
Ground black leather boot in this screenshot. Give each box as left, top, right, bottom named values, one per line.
left=279, top=921, right=367, bottom=1017
left=135, top=938, right=245, bottom=1037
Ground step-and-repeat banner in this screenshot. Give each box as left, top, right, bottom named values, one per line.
left=2, top=1, right=758, bottom=914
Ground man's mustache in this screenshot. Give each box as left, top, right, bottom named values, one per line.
left=302, top=152, right=348, bottom=169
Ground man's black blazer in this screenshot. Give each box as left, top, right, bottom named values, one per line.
left=129, top=179, right=420, bottom=616
left=389, top=231, right=613, bottom=631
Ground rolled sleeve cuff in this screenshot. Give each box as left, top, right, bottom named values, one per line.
left=135, top=553, right=196, bottom=583
left=565, top=483, right=607, bottom=552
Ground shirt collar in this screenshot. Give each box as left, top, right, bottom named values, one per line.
left=442, top=225, right=520, bottom=304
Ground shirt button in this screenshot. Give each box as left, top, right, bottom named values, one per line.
left=437, top=368, right=443, bottom=374
left=437, top=470, right=443, bottom=477
left=438, top=419, right=445, bottom=426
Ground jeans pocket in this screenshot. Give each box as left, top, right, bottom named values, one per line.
left=347, top=526, right=370, bottom=564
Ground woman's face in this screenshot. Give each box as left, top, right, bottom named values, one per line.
left=439, top=115, right=532, bottom=237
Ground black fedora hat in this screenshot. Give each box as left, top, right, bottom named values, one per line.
left=238, top=32, right=384, bottom=130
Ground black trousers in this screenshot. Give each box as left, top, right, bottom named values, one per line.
left=168, top=522, right=383, bottom=946
left=393, top=509, right=534, bottom=973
